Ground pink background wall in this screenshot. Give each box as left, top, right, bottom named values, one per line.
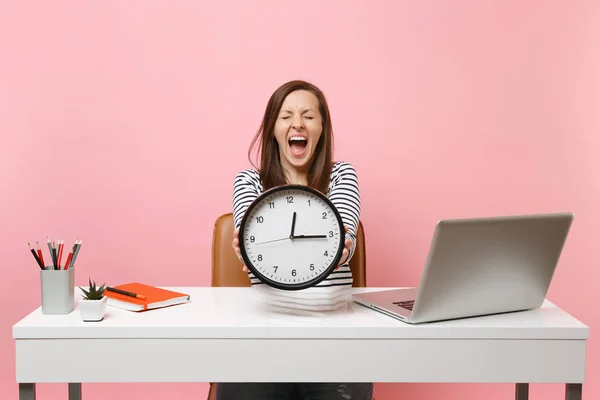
left=1, top=1, right=598, bottom=399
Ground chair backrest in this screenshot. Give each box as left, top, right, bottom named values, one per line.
left=211, top=213, right=367, bottom=287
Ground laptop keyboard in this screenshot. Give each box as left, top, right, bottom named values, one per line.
left=392, top=300, right=414, bottom=310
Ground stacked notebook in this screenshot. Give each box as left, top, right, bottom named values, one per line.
left=105, top=282, right=191, bottom=312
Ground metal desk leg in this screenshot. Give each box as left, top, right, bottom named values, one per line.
left=515, top=383, right=528, bottom=400
left=566, top=383, right=582, bottom=400
left=19, top=383, right=35, bottom=400
left=68, top=383, right=82, bottom=400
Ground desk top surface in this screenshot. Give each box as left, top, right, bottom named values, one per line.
left=13, top=287, right=589, bottom=340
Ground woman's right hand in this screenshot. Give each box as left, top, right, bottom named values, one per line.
left=232, top=227, right=248, bottom=272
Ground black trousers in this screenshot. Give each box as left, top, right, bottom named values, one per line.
left=215, top=382, right=374, bottom=400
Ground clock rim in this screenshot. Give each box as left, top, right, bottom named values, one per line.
left=238, top=184, right=345, bottom=291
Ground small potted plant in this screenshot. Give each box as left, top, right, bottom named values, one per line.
left=78, top=278, right=107, bottom=322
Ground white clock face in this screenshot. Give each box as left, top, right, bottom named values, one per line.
left=239, top=185, right=344, bottom=290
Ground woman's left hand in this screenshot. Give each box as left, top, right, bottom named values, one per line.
left=336, top=225, right=352, bottom=270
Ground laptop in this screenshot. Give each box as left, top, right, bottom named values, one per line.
left=352, top=212, right=574, bottom=324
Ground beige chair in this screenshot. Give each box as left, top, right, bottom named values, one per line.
left=208, top=213, right=371, bottom=399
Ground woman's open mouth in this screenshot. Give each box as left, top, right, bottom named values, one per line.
left=288, top=136, right=308, bottom=157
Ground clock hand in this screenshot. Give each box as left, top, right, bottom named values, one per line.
left=290, top=212, right=296, bottom=238
left=293, top=234, right=327, bottom=239
left=253, top=237, right=290, bottom=245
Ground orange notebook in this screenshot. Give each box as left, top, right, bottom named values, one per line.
left=105, top=283, right=191, bottom=312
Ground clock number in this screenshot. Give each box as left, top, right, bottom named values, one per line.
left=256, top=216, right=264, bottom=223
left=273, top=266, right=278, bottom=273
left=324, top=250, right=328, bottom=257
left=307, top=199, right=311, bottom=206
left=322, top=212, right=327, bottom=219
left=269, top=202, right=275, bottom=209
left=329, top=231, right=333, bottom=237
left=250, top=236, right=255, bottom=243
left=310, top=264, right=315, bottom=271
left=258, top=254, right=262, bottom=261
left=286, top=196, right=294, bottom=203
left=291, top=269, right=297, bottom=276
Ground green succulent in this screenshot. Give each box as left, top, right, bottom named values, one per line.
left=79, top=278, right=106, bottom=300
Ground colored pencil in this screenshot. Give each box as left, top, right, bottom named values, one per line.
left=46, top=237, right=53, bottom=268
left=28, top=243, right=44, bottom=269
left=50, top=241, right=57, bottom=269
left=69, top=238, right=82, bottom=269
left=63, top=248, right=73, bottom=270
left=56, top=238, right=64, bottom=269
left=106, top=286, right=146, bottom=300
left=36, top=242, right=45, bottom=268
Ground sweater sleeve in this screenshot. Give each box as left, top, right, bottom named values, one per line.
left=232, top=170, right=262, bottom=230
left=328, top=162, right=361, bottom=264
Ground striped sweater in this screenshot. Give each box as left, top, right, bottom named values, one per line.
left=232, top=161, right=361, bottom=312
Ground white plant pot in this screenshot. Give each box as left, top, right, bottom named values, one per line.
left=78, top=297, right=107, bottom=322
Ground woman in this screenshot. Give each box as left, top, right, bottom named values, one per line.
left=218, top=80, right=372, bottom=400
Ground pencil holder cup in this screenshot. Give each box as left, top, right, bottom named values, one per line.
left=40, top=267, right=75, bottom=315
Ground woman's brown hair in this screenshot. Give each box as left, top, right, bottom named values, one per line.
left=248, top=80, right=334, bottom=194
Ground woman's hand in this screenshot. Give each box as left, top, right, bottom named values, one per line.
left=232, top=227, right=248, bottom=272
left=336, top=225, right=352, bottom=270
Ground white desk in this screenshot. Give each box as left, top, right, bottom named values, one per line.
left=13, top=287, right=589, bottom=400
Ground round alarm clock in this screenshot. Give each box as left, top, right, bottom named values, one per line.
left=238, top=184, right=345, bottom=290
